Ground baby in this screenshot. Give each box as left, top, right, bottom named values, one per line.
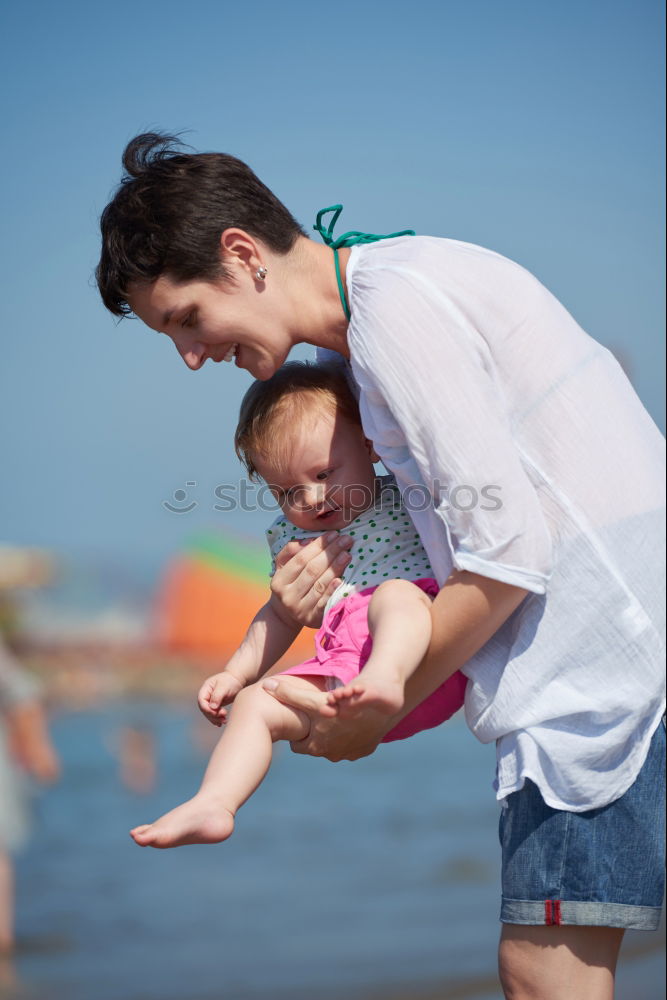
left=131, top=362, right=466, bottom=848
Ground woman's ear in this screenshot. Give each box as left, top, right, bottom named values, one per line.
left=365, top=438, right=380, bottom=463
left=219, top=228, right=264, bottom=276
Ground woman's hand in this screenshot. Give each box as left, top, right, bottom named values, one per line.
left=269, top=532, right=353, bottom=629
left=262, top=676, right=392, bottom=761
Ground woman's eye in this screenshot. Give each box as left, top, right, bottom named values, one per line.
left=181, top=313, right=194, bottom=329
left=316, top=470, right=331, bottom=481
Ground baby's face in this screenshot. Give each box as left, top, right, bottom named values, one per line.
left=254, top=407, right=378, bottom=531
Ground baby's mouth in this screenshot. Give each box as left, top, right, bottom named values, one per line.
left=316, top=499, right=343, bottom=520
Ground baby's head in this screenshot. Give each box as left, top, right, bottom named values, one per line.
left=235, top=361, right=379, bottom=531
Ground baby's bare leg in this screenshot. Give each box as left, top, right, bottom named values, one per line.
left=131, top=677, right=325, bottom=849
left=328, top=579, right=433, bottom=717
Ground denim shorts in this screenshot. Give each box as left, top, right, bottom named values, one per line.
left=499, top=718, right=665, bottom=930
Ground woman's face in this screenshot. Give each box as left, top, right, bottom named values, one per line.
left=127, top=272, right=295, bottom=381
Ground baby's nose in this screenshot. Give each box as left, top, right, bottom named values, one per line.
left=301, top=482, right=326, bottom=509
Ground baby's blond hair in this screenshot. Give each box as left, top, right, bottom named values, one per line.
left=235, top=361, right=361, bottom=481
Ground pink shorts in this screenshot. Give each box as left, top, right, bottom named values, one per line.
left=280, top=579, right=467, bottom=742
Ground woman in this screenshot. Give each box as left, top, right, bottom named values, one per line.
left=97, top=133, right=665, bottom=999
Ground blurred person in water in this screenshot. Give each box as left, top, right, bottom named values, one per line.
left=0, top=636, right=60, bottom=953
left=0, top=559, right=60, bottom=955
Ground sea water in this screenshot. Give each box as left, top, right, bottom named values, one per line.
left=10, top=704, right=665, bottom=1000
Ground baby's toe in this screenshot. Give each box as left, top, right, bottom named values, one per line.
left=319, top=702, right=339, bottom=717
left=130, top=831, right=150, bottom=846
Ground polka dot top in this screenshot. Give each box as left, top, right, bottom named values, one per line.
left=266, top=476, right=435, bottom=613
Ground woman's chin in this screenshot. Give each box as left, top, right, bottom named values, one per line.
left=246, top=354, right=281, bottom=381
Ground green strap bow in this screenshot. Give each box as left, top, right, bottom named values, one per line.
left=313, top=204, right=415, bottom=320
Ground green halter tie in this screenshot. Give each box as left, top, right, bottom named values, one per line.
left=313, top=204, right=415, bottom=321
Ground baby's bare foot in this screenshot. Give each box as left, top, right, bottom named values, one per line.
left=326, top=672, right=404, bottom=717
left=130, top=794, right=234, bottom=848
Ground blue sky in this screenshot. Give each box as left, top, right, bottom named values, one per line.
left=1, top=0, right=664, bottom=578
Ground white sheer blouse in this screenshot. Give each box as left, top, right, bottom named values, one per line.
left=319, top=235, right=665, bottom=811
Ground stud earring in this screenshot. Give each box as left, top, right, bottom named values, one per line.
left=255, top=266, right=268, bottom=281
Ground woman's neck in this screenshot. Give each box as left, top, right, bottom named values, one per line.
left=282, top=237, right=352, bottom=358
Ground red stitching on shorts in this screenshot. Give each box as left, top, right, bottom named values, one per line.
left=554, top=900, right=562, bottom=925
left=544, top=900, right=553, bottom=925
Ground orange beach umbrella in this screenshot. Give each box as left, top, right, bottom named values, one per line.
left=155, top=532, right=315, bottom=665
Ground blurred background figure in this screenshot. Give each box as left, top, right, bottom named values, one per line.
left=116, top=724, right=156, bottom=795
left=0, top=546, right=60, bottom=957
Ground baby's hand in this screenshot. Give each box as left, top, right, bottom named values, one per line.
left=197, top=672, right=244, bottom=726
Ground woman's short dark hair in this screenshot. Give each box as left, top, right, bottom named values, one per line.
left=96, top=132, right=306, bottom=316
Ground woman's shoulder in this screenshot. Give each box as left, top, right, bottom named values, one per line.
left=349, top=234, right=541, bottom=301
left=352, top=232, right=512, bottom=266
left=346, top=234, right=546, bottom=373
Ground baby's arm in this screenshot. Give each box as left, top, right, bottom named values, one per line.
left=198, top=602, right=302, bottom=725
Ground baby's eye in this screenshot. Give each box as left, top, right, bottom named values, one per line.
left=316, top=470, right=331, bottom=481
left=181, top=312, right=195, bottom=329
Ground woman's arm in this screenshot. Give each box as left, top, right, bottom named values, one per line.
left=264, top=569, right=527, bottom=760
left=399, top=569, right=527, bottom=715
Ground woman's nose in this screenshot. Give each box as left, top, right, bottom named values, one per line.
left=171, top=335, right=206, bottom=370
